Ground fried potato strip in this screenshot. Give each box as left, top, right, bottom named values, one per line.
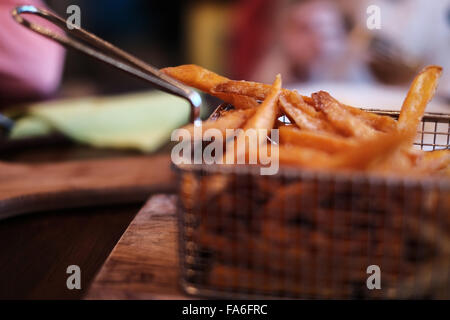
left=279, top=125, right=357, bottom=154
left=313, top=91, right=378, bottom=139
left=279, top=95, right=332, bottom=132
left=212, top=80, right=316, bottom=113
left=343, top=105, right=398, bottom=133
left=166, top=63, right=446, bottom=176
left=243, top=74, right=282, bottom=131
left=331, top=129, right=415, bottom=171
left=181, top=108, right=255, bottom=139
left=398, top=66, right=442, bottom=131
left=161, top=64, right=259, bottom=109
left=226, top=75, right=282, bottom=163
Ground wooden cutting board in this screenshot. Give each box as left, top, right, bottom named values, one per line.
left=0, top=154, right=176, bottom=220
left=85, top=194, right=188, bottom=299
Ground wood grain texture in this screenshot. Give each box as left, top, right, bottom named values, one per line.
left=0, top=154, right=175, bottom=220
left=86, top=194, right=188, bottom=300
left=0, top=203, right=140, bottom=299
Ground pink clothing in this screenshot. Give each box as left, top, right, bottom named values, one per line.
left=0, top=0, right=65, bottom=103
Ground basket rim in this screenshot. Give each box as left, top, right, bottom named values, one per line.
left=366, top=109, right=450, bottom=122
left=173, top=109, right=450, bottom=187
left=172, top=162, right=450, bottom=188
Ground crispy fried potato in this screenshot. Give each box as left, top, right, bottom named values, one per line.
left=284, top=90, right=319, bottom=117
left=181, top=108, right=255, bottom=139
left=279, top=95, right=333, bottom=132
left=161, top=64, right=227, bottom=93
left=243, top=75, right=282, bottom=131
left=398, top=66, right=442, bottom=132
left=313, top=91, right=378, bottom=138
left=279, top=125, right=357, bottom=154
left=225, top=75, right=282, bottom=163
left=161, top=64, right=259, bottom=109
left=273, top=144, right=333, bottom=169
left=343, top=105, right=398, bottom=133
left=212, top=79, right=267, bottom=100
left=415, top=149, right=450, bottom=174
left=218, top=94, right=260, bottom=109
left=371, top=150, right=415, bottom=173
left=423, top=149, right=450, bottom=161
left=331, top=129, right=415, bottom=170
left=212, top=80, right=315, bottom=110
left=168, top=63, right=447, bottom=175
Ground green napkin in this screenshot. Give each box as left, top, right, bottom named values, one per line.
left=10, top=91, right=190, bottom=152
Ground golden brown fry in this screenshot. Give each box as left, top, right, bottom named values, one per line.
left=331, top=129, right=415, bottom=170
left=398, top=65, right=442, bottom=131
left=181, top=108, right=255, bottom=139
left=371, top=149, right=415, bottom=173
left=225, top=75, right=282, bottom=163
left=212, top=80, right=316, bottom=112
left=279, top=95, right=334, bottom=133
left=423, top=149, right=450, bottom=161
left=279, top=125, right=357, bottom=154
left=284, top=90, right=319, bottom=117
left=415, top=149, right=450, bottom=174
left=343, top=105, right=398, bottom=133
left=169, top=63, right=446, bottom=175
left=313, top=91, right=378, bottom=138
left=161, top=64, right=227, bottom=93
left=161, top=64, right=259, bottom=109
left=212, top=79, right=267, bottom=99
left=219, top=94, right=260, bottom=109
left=243, top=75, right=282, bottom=131
left=273, top=145, right=332, bottom=169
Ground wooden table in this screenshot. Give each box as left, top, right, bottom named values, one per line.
left=86, top=194, right=187, bottom=299
left=0, top=143, right=181, bottom=299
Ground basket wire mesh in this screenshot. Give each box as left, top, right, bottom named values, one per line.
left=176, top=111, right=450, bottom=299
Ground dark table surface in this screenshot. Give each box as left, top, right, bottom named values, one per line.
left=0, top=142, right=145, bottom=299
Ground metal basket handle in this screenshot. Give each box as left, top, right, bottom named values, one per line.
left=11, top=5, right=202, bottom=123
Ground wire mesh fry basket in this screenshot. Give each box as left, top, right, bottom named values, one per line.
left=175, top=111, right=450, bottom=299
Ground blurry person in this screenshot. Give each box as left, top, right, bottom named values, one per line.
left=230, top=0, right=371, bottom=84
left=347, top=0, right=450, bottom=99
left=0, top=0, right=65, bottom=105
left=229, top=0, right=278, bottom=80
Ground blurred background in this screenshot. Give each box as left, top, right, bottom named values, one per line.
left=1, top=0, right=449, bottom=140
left=0, top=0, right=448, bottom=99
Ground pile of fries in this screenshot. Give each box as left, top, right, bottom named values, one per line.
left=169, top=65, right=450, bottom=298
left=163, top=64, right=448, bottom=176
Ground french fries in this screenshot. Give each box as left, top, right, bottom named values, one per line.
left=212, top=79, right=316, bottom=112
left=167, top=64, right=446, bottom=176
left=279, top=95, right=332, bottom=132
left=274, top=144, right=332, bottom=169
left=173, top=64, right=448, bottom=299
left=242, top=74, right=282, bottom=132
left=415, top=149, right=450, bottom=174
left=313, top=91, right=378, bottom=138
left=398, top=66, right=442, bottom=131
left=181, top=108, right=255, bottom=140
left=331, top=129, right=415, bottom=171
left=279, top=125, right=357, bottom=154
left=343, top=105, right=397, bottom=133
left=161, top=64, right=259, bottom=109
left=227, top=75, right=282, bottom=163
left=161, top=64, right=228, bottom=93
